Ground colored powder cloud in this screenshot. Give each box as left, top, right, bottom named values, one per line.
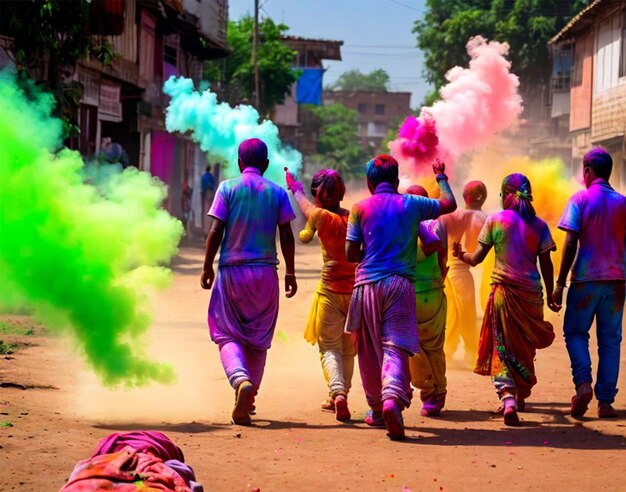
left=0, top=72, right=182, bottom=387
left=163, top=77, right=301, bottom=185
left=389, top=36, right=523, bottom=178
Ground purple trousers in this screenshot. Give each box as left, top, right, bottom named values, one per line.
left=208, top=265, right=279, bottom=391
left=347, top=275, right=416, bottom=410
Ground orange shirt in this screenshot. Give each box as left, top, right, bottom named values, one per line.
left=303, top=208, right=356, bottom=294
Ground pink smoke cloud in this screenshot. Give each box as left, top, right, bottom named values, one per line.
left=389, top=36, right=523, bottom=179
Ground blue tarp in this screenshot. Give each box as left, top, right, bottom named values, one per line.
left=295, top=68, right=323, bottom=105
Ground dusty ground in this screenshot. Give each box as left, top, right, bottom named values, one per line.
left=1, top=243, right=625, bottom=491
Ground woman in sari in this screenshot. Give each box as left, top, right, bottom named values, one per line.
left=453, top=173, right=560, bottom=425
left=285, top=168, right=356, bottom=422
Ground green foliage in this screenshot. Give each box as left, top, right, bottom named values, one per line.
left=0, top=421, right=14, bottom=428
left=204, top=16, right=299, bottom=116
left=413, top=0, right=592, bottom=104
left=303, top=104, right=367, bottom=178
left=0, top=0, right=116, bottom=138
left=0, top=320, right=36, bottom=336
left=0, top=342, right=17, bottom=355
left=329, top=69, right=390, bottom=92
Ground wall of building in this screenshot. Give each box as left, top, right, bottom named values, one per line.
left=182, top=0, right=228, bottom=47
left=571, top=30, right=594, bottom=132
left=325, top=90, right=410, bottom=150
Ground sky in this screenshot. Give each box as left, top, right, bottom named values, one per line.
left=228, top=0, right=430, bottom=109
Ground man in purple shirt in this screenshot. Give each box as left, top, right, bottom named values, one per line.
left=553, top=147, right=626, bottom=419
left=201, top=138, right=298, bottom=426
left=345, top=155, right=456, bottom=439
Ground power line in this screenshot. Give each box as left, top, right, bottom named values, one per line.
left=388, top=0, right=422, bottom=12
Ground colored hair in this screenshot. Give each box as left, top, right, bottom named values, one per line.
left=501, top=173, right=536, bottom=222
left=463, top=180, right=487, bottom=207
left=238, top=138, right=268, bottom=169
left=365, top=154, right=399, bottom=188
left=405, top=184, right=428, bottom=197
left=310, top=169, right=346, bottom=208
left=583, top=147, right=612, bottom=180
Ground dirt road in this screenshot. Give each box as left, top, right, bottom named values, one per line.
left=1, top=244, right=625, bottom=491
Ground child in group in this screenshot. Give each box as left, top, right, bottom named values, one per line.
left=285, top=168, right=357, bottom=422
left=405, top=185, right=449, bottom=417
left=439, top=181, right=488, bottom=367
left=453, top=173, right=559, bottom=426
left=345, top=156, right=456, bottom=440
left=200, top=138, right=298, bottom=426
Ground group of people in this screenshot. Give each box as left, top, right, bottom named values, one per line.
left=200, top=138, right=625, bottom=440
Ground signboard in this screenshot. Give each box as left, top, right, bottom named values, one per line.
left=99, top=81, right=122, bottom=122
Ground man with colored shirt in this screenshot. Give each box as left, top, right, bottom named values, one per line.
left=201, top=138, right=297, bottom=426
left=553, top=147, right=626, bottom=419
left=345, top=155, right=456, bottom=440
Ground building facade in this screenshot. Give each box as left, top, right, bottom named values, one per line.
left=273, top=36, right=343, bottom=157
left=550, top=0, right=626, bottom=187
left=324, top=90, right=411, bottom=151
left=0, top=0, right=229, bottom=221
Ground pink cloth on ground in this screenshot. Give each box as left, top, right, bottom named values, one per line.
left=61, top=432, right=199, bottom=492
left=92, top=431, right=184, bottom=462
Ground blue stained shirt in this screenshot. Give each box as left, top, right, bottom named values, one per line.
left=347, top=182, right=441, bottom=286
left=209, top=167, right=295, bottom=266
left=558, top=178, right=626, bottom=283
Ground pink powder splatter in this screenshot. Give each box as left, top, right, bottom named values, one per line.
left=389, top=36, right=523, bottom=179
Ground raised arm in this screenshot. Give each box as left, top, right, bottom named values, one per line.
left=278, top=221, right=297, bottom=298
left=452, top=241, right=491, bottom=267
left=552, top=230, right=579, bottom=308
left=432, top=160, right=457, bottom=215
left=200, top=217, right=225, bottom=289
left=285, top=168, right=317, bottom=219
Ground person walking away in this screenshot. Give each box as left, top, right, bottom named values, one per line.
left=286, top=168, right=357, bottom=422
left=453, top=174, right=559, bottom=426
left=553, top=147, right=626, bottom=419
left=200, top=139, right=297, bottom=425
left=345, top=156, right=456, bottom=440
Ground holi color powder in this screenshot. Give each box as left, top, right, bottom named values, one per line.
left=389, top=36, right=523, bottom=178
left=163, top=77, right=301, bottom=185
left=0, top=72, right=182, bottom=386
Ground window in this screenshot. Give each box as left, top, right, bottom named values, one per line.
left=551, top=43, right=572, bottom=91
left=572, top=48, right=583, bottom=86
left=375, top=104, right=385, bottom=115
left=357, top=103, right=368, bottom=114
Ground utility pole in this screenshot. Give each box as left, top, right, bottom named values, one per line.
left=252, top=0, right=260, bottom=111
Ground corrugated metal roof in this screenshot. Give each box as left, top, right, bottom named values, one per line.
left=549, top=0, right=609, bottom=44
left=282, top=35, right=344, bottom=46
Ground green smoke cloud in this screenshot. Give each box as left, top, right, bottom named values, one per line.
left=0, top=72, right=182, bottom=387
left=163, top=76, right=301, bottom=184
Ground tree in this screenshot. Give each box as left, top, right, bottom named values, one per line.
left=204, top=16, right=299, bottom=116
left=303, top=104, right=367, bottom=178
left=329, top=69, right=390, bottom=92
left=413, top=0, right=591, bottom=106
left=0, top=0, right=116, bottom=138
